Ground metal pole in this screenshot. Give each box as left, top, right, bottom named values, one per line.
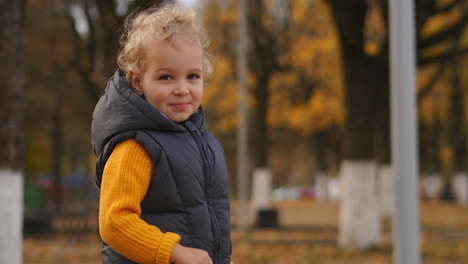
left=389, top=1, right=421, bottom=264
left=237, top=0, right=249, bottom=237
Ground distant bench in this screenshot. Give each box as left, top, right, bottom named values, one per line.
left=24, top=210, right=98, bottom=235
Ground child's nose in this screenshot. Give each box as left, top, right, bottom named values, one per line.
left=174, top=82, right=189, bottom=95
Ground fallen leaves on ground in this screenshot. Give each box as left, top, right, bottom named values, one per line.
left=23, top=200, right=468, bottom=264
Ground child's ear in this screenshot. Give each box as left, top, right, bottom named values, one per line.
left=129, top=70, right=144, bottom=95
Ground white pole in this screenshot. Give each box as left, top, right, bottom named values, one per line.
left=389, top=1, right=421, bottom=264
left=237, top=0, right=249, bottom=236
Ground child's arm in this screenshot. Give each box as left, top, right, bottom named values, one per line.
left=99, top=139, right=181, bottom=264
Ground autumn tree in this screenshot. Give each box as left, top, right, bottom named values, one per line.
left=274, top=0, right=343, bottom=184
left=246, top=0, right=343, bottom=189
left=0, top=0, right=26, bottom=262
left=201, top=0, right=345, bottom=190
left=24, top=0, right=98, bottom=210
left=326, top=0, right=468, bottom=248
left=246, top=0, right=291, bottom=169
left=199, top=1, right=243, bottom=186
left=65, top=0, right=169, bottom=103
left=21, top=0, right=169, bottom=210
left=440, top=36, right=466, bottom=201
left=448, top=60, right=466, bottom=194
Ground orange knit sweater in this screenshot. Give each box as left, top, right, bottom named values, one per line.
left=99, top=139, right=181, bottom=264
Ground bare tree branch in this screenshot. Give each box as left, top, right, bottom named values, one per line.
left=83, top=0, right=96, bottom=72
left=417, top=64, right=445, bottom=102
left=64, top=0, right=100, bottom=102
left=415, top=0, right=437, bottom=34
left=128, top=0, right=162, bottom=12
left=418, top=12, right=468, bottom=50
left=95, top=0, right=121, bottom=76
left=418, top=46, right=468, bottom=65
left=436, top=0, right=464, bottom=13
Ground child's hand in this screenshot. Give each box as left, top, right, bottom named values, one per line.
left=170, top=243, right=213, bottom=264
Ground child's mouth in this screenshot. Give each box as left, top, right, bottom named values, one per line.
left=170, top=103, right=189, bottom=110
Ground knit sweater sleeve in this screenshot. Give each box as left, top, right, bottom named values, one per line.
left=99, top=139, right=181, bottom=264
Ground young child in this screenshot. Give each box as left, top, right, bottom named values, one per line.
left=91, top=4, right=232, bottom=264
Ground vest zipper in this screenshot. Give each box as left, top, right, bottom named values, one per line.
left=186, top=125, right=221, bottom=262
left=188, top=128, right=211, bottom=192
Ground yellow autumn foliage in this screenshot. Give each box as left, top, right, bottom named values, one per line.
left=439, top=144, right=453, bottom=170
left=201, top=0, right=466, bottom=141
left=434, top=81, right=450, bottom=121
left=203, top=57, right=239, bottom=133
left=420, top=42, right=452, bottom=58
left=364, top=1, right=386, bottom=56
left=419, top=95, right=435, bottom=124
left=421, top=7, right=462, bottom=38
left=266, top=0, right=344, bottom=135
left=202, top=0, right=346, bottom=136
left=288, top=88, right=342, bottom=136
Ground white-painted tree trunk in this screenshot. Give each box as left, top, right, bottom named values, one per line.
left=252, top=168, right=272, bottom=210
left=338, top=161, right=381, bottom=248
left=452, top=173, right=468, bottom=205
left=314, top=172, right=328, bottom=201
left=0, top=169, right=23, bottom=264
left=378, top=165, right=394, bottom=218
left=327, top=176, right=341, bottom=201
left=421, top=173, right=442, bottom=200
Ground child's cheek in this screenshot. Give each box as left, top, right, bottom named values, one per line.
left=150, top=93, right=171, bottom=111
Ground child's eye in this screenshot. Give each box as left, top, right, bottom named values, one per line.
left=187, top=74, right=200, bottom=80
left=158, top=74, right=172, bottom=80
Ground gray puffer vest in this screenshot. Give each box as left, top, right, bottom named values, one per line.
left=92, top=70, right=232, bottom=264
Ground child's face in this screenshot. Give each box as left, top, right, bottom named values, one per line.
left=131, top=37, right=204, bottom=122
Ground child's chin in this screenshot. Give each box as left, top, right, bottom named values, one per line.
left=169, top=114, right=190, bottom=123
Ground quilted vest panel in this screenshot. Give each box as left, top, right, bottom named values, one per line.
left=95, top=125, right=231, bottom=264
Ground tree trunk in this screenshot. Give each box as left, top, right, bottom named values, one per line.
left=248, top=0, right=278, bottom=169
left=420, top=119, right=444, bottom=199
left=253, top=73, right=270, bottom=168
left=449, top=52, right=466, bottom=173
left=52, top=99, right=63, bottom=211
left=438, top=101, right=454, bottom=201
left=373, top=62, right=391, bottom=165
left=372, top=52, right=394, bottom=218
left=99, top=0, right=167, bottom=77
left=328, top=0, right=381, bottom=248
left=448, top=51, right=467, bottom=204
left=312, top=130, right=336, bottom=201
left=95, top=0, right=122, bottom=78
left=0, top=0, right=26, bottom=263
left=69, top=0, right=164, bottom=103
left=420, top=113, right=441, bottom=174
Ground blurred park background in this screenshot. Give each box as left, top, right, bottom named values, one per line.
left=2, top=0, right=468, bottom=263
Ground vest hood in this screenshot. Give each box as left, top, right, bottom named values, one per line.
left=91, top=70, right=206, bottom=156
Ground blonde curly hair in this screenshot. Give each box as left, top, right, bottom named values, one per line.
left=117, top=4, right=212, bottom=83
